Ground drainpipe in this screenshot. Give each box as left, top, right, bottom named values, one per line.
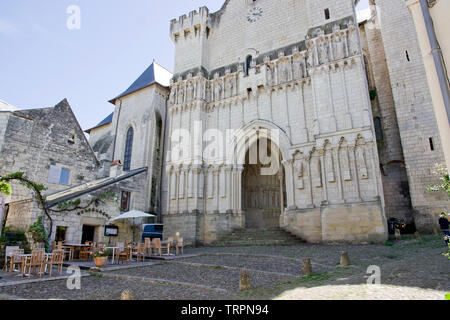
left=111, top=100, right=123, bottom=163
left=419, top=0, right=450, bottom=124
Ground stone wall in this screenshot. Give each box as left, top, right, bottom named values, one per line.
left=164, top=0, right=388, bottom=244
left=0, top=99, right=100, bottom=203
left=109, top=85, right=169, bottom=216
left=375, top=0, right=449, bottom=232
left=359, top=12, right=414, bottom=225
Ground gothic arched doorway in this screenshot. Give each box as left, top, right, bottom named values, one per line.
left=242, top=138, right=286, bottom=230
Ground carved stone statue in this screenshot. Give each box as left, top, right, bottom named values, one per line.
left=293, top=58, right=304, bottom=80
left=186, top=82, right=194, bottom=101
left=177, top=86, right=184, bottom=104
left=319, top=40, right=329, bottom=64
left=169, top=89, right=176, bottom=105
left=266, top=65, right=273, bottom=86
left=279, top=62, right=289, bottom=83
left=214, top=82, right=222, bottom=101
left=226, top=78, right=234, bottom=98
left=333, top=35, right=345, bottom=60
left=356, top=146, right=368, bottom=179
left=295, top=160, right=305, bottom=189
left=348, top=20, right=359, bottom=56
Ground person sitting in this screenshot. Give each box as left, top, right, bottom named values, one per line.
left=438, top=212, right=450, bottom=245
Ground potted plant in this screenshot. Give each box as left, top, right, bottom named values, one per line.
left=90, top=247, right=111, bottom=267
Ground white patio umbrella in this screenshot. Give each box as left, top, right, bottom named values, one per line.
left=109, top=210, right=156, bottom=242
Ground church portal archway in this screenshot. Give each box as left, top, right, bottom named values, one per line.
left=242, top=138, right=286, bottom=230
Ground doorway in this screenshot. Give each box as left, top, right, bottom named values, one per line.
left=81, top=225, right=96, bottom=244
left=242, top=138, right=285, bottom=230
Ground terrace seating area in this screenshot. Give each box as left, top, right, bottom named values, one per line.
left=1, top=236, right=184, bottom=278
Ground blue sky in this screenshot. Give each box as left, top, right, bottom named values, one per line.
left=0, top=0, right=369, bottom=132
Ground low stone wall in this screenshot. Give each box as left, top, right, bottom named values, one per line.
left=163, top=211, right=244, bottom=246
left=282, top=200, right=388, bottom=243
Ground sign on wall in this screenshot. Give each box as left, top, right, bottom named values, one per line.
left=104, top=225, right=119, bottom=237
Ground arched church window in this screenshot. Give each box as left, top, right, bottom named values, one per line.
left=374, top=117, right=383, bottom=141
left=245, top=55, right=253, bottom=76
left=123, top=127, right=134, bottom=171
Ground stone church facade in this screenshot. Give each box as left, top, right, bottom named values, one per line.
left=87, top=0, right=448, bottom=245
left=163, top=0, right=386, bottom=244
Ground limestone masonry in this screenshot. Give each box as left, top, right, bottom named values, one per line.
left=2, top=0, right=448, bottom=246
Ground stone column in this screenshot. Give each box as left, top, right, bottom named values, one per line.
left=349, top=146, right=362, bottom=202
left=215, top=166, right=220, bottom=212
left=282, top=159, right=296, bottom=209
left=278, top=170, right=285, bottom=216
left=166, top=166, right=173, bottom=214
left=333, top=147, right=345, bottom=202
left=319, top=150, right=328, bottom=204
left=225, top=165, right=233, bottom=212
left=236, top=165, right=244, bottom=214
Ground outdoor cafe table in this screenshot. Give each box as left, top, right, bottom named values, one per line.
left=62, top=244, right=91, bottom=261
left=106, top=247, right=120, bottom=264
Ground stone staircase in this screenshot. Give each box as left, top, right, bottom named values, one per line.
left=210, top=228, right=305, bottom=247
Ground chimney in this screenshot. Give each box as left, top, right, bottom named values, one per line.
left=110, top=160, right=123, bottom=177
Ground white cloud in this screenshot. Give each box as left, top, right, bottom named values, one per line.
left=0, top=18, right=21, bottom=38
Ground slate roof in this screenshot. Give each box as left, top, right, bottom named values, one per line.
left=85, top=112, right=114, bottom=134
left=45, top=167, right=147, bottom=208
left=109, top=61, right=172, bottom=104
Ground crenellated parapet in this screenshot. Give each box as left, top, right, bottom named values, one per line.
left=170, top=6, right=210, bottom=42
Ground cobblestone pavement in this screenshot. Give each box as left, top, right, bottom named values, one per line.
left=108, top=262, right=300, bottom=293
left=0, top=235, right=448, bottom=300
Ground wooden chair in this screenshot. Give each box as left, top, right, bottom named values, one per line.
left=3, top=246, right=19, bottom=271
left=51, top=241, right=57, bottom=251
left=59, top=242, right=73, bottom=261
left=152, top=238, right=162, bottom=257
left=9, top=249, right=24, bottom=276
left=176, top=238, right=184, bottom=256
left=144, top=238, right=152, bottom=257
left=79, top=243, right=92, bottom=262
left=118, top=246, right=132, bottom=264
left=45, top=250, right=65, bottom=276
left=165, top=237, right=174, bottom=255
left=132, top=243, right=146, bottom=262
left=23, top=249, right=45, bottom=277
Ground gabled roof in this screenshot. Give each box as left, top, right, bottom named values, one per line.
left=85, top=112, right=114, bottom=134
left=45, top=167, right=147, bottom=208
left=0, top=99, right=19, bottom=112
left=109, top=61, right=173, bottom=104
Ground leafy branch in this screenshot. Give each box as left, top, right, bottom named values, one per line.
left=427, top=163, right=450, bottom=198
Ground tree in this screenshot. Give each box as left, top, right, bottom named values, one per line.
left=427, top=163, right=450, bottom=198
left=0, top=181, right=11, bottom=195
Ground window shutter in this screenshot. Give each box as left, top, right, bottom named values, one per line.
left=48, top=165, right=62, bottom=184
left=59, top=169, right=71, bottom=185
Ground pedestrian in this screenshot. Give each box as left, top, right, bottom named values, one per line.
left=439, top=211, right=450, bottom=245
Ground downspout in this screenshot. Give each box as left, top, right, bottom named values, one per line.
left=159, top=94, right=169, bottom=224
left=112, top=100, right=123, bottom=162
left=419, top=0, right=450, bottom=124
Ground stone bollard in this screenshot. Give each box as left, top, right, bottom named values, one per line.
left=240, top=270, right=251, bottom=292
left=340, top=252, right=350, bottom=267
left=395, top=229, right=402, bottom=240
left=414, top=231, right=422, bottom=241
left=302, top=258, right=312, bottom=276
left=120, top=290, right=134, bottom=300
